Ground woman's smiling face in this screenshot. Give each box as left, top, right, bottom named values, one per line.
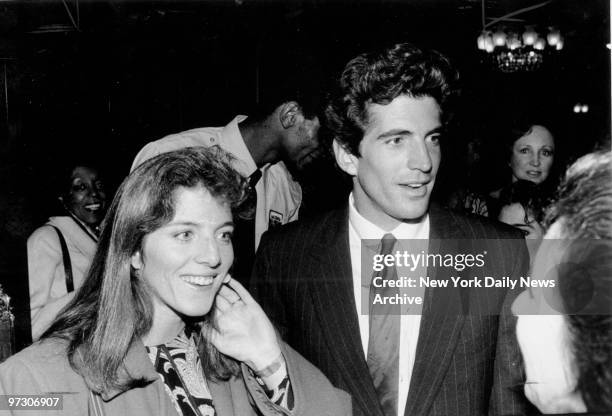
left=510, top=125, right=555, bottom=185
left=64, top=166, right=107, bottom=226
left=131, top=185, right=234, bottom=324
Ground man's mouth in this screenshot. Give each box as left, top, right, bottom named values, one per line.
left=400, top=182, right=429, bottom=196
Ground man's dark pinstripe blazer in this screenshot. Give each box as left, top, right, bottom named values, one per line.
left=251, top=204, right=533, bottom=416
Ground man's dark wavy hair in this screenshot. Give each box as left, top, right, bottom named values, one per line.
left=325, top=42, right=459, bottom=156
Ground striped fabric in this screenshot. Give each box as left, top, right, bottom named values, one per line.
left=251, top=204, right=533, bottom=416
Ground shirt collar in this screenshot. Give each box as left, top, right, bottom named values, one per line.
left=220, top=115, right=258, bottom=177
left=348, top=193, right=429, bottom=241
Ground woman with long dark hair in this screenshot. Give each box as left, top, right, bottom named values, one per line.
left=2, top=147, right=349, bottom=416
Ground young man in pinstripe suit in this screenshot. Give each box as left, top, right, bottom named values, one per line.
left=251, top=43, right=531, bottom=416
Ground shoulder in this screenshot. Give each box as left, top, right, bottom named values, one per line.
left=260, top=208, right=346, bottom=245
left=27, top=222, right=61, bottom=250
left=28, top=224, right=56, bottom=242
left=131, top=126, right=221, bottom=170
left=0, top=338, right=82, bottom=391
left=434, top=207, right=523, bottom=240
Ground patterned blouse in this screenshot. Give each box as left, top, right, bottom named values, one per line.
left=145, top=332, right=294, bottom=416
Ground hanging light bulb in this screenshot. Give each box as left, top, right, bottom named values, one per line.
left=477, top=33, right=487, bottom=50
left=493, top=30, right=507, bottom=47
left=555, top=35, right=564, bottom=50
left=484, top=33, right=495, bottom=53
left=547, top=28, right=561, bottom=46
left=534, top=38, right=546, bottom=50
left=522, top=27, right=538, bottom=46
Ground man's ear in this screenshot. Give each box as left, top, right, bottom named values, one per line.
left=333, top=139, right=359, bottom=176
left=278, top=101, right=300, bottom=129
left=131, top=251, right=144, bottom=271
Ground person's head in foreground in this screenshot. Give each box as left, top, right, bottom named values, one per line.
left=44, top=146, right=284, bottom=395
left=326, top=42, right=458, bottom=228
left=512, top=150, right=612, bottom=414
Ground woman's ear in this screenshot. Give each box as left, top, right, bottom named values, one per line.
left=131, top=251, right=144, bottom=271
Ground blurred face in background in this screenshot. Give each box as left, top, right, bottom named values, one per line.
left=63, top=166, right=107, bottom=227
left=510, top=125, right=555, bottom=185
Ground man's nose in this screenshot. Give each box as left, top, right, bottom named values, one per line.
left=407, top=139, right=432, bottom=172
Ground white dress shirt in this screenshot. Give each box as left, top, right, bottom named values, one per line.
left=348, top=194, right=428, bottom=416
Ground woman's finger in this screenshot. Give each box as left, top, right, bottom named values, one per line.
left=226, top=277, right=255, bottom=304
left=215, top=292, right=232, bottom=311
left=217, top=285, right=241, bottom=304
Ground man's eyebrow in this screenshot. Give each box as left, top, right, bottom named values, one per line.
left=427, top=126, right=444, bottom=135
left=376, top=129, right=412, bottom=140
left=376, top=126, right=443, bottom=140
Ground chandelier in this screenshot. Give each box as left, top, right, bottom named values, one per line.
left=477, top=1, right=563, bottom=73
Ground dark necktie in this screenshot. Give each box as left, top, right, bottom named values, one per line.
left=232, top=169, right=262, bottom=287
left=367, top=233, right=400, bottom=416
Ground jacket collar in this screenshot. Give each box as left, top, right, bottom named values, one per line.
left=82, top=339, right=159, bottom=401
left=309, top=204, right=470, bottom=416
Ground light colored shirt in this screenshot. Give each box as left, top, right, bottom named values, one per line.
left=28, top=216, right=95, bottom=340
left=131, top=116, right=302, bottom=248
left=348, top=194, right=428, bottom=416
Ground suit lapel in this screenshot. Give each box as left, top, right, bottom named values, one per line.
left=404, top=205, right=467, bottom=416
left=307, top=208, right=384, bottom=416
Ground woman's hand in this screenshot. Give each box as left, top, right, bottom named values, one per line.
left=209, top=277, right=282, bottom=372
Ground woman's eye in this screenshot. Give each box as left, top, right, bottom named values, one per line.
left=72, top=184, right=87, bottom=192
left=219, top=231, right=233, bottom=243
left=519, top=148, right=530, bottom=154
left=175, top=231, right=193, bottom=241
left=541, top=149, right=554, bottom=157
left=429, top=135, right=441, bottom=145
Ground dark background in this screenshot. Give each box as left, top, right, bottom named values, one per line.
left=0, top=0, right=610, bottom=347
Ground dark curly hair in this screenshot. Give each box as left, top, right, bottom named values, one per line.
left=325, top=42, right=459, bottom=156
left=497, top=179, right=552, bottom=223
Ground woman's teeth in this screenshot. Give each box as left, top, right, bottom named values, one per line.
left=84, top=204, right=101, bottom=211
left=181, top=276, right=214, bottom=286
